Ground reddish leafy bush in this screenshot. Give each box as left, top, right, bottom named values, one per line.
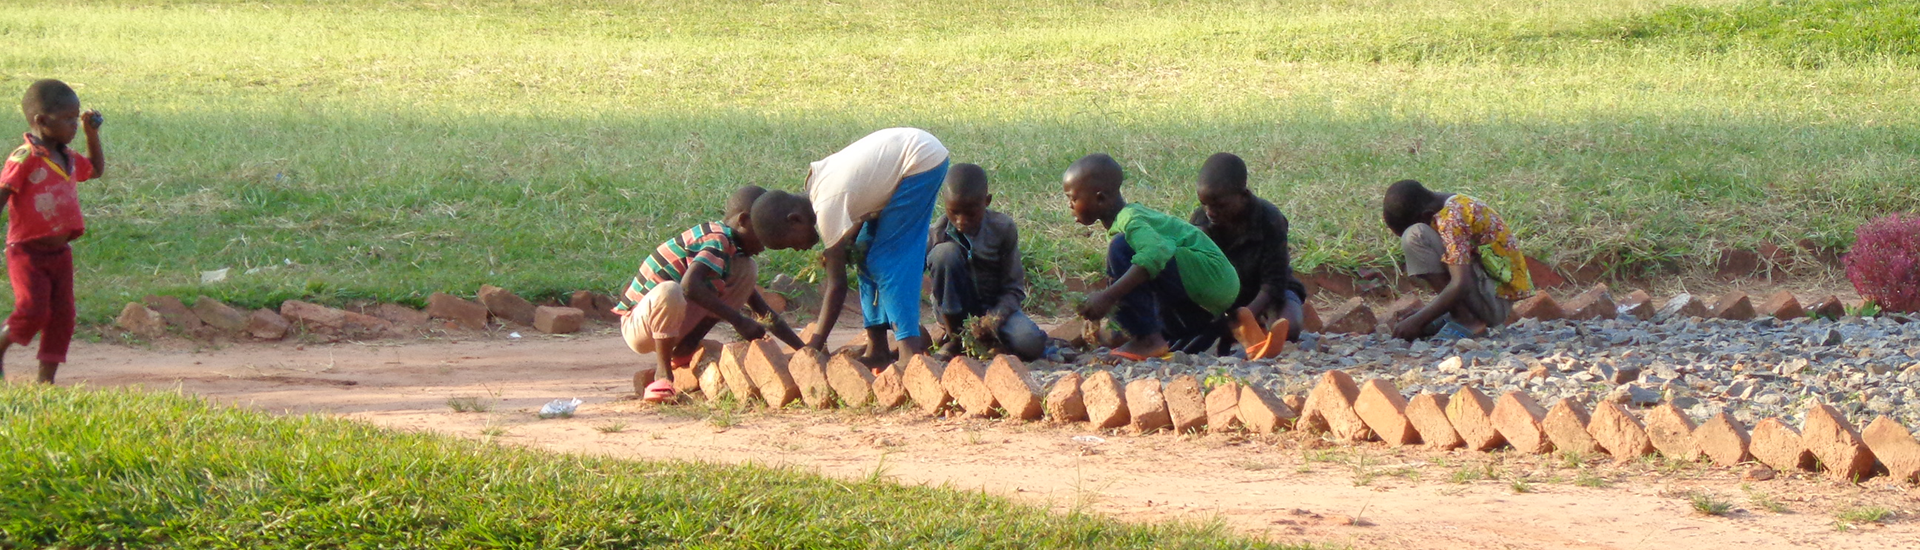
left=1844, top=214, right=1920, bottom=313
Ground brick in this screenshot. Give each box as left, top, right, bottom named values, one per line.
left=1323, top=298, right=1377, bottom=335
left=190, top=297, right=250, bottom=333
left=1405, top=393, right=1462, bottom=449
left=1352, top=379, right=1417, bottom=445
left=426, top=293, right=490, bottom=330
left=1124, top=378, right=1173, bottom=433
left=742, top=340, right=799, bottom=408
left=1302, top=370, right=1371, bottom=440
left=245, top=308, right=289, bottom=340
left=1526, top=256, right=1567, bottom=289
left=1643, top=403, right=1701, bottom=461
left=1044, top=371, right=1088, bottom=423
left=1562, top=284, right=1616, bottom=321
left=1750, top=418, right=1817, bottom=472
left=1238, top=384, right=1297, bottom=434
left=533, top=306, right=585, bottom=334
left=1656, top=293, right=1708, bottom=321
left=568, top=290, right=623, bottom=323
left=1282, top=394, right=1306, bottom=415
left=869, top=362, right=907, bottom=409
left=1617, top=289, right=1655, bottom=319
left=1802, top=402, right=1878, bottom=482
left=367, top=303, right=430, bottom=329
left=1861, top=416, right=1920, bottom=484
left=985, top=355, right=1044, bottom=420
left=1205, top=381, right=1242, bottom=433
left=1491, top=391, right=1552, bottom=454
left=117, top=303, right=166, bottom=337
left=1047, top=319, right=1089, bottom=349
left=144, top=295, right=204, bottom=332
left=758, top=287, right=787, bottom=313
left=902, top=354, right=951, bottom=415
left=1694, top=412, right=1753, bottom=467
left=1716, top=248, right=1760, bottom=280
left=1512, top=293, right=1564, bottom=321
left=1163, top=375, right=1208, bottom=433
left=283, top=300, right=394, bottom=338
left=678, top=340, right=723, bottom=394
left=1385, top=296, right=1422, bottom=323
left=1300, top=300, right=1324, bottom=333
left=1445, top=386, right=1506, bottom=451
left=941, top=356, right=998, bottom=418
left=825, top=351, right=876, bottom=408
left=1081, top=370, right=1130, bottom=429
left=477, top=285, right=536, bottom=326
left=698, top=363, right=728, bottom=402
left=1810, top=295, right=1847, bottom=320
left=1757, top=291, right=1803, bottom=321
left=1542, top=399, right=1603, bottom=455
left=1588, top=401, right=1653, bottom=460
left=1710, top=292, right=1755, bottom=321
left=787, top=348, right=836, bottom=409
left=715, top=342, right=759, bottom=403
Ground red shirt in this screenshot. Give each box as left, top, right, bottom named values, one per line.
left=1, top=134, right=93, bottom=245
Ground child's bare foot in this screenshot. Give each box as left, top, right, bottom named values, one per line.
left=0, top=325, right=11, bottom=380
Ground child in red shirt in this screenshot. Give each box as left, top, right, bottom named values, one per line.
left=1, top=79, right=104, bottom=383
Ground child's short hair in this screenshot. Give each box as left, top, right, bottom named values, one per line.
left=1382, top=179, right=1437, bottom=234
left=1197, top=153, right=1247, bottom=192
left=725, top=185, right=768, bottom=224
left=749, top=190, right=811, bottom=238
left=21, top=79, right=79, bottom=122
left=943, top=163, right=989, bottom=201
left=1065, top=153, right=1125, bottom=191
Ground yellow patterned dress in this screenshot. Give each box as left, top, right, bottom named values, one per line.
left=1433, top=194, right=1533, bottom=300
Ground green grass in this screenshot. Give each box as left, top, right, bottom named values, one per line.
left=1686, top=491, right=1733, bottom=516
left=0, top=383, right=1300, bottom=549
left=4, top=0, right=1919, bottom=321
left=1833, top=504, right=1892, bottom=530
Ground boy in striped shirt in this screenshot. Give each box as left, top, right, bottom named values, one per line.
left=618, top=186, right=811, bottom=401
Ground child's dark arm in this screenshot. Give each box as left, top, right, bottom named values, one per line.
left=807, top=223, right=864, bottom=350
left=1393, top=262, right=1474, bottom=339
left=749, top=291, right=805, bottom=349
left=682, top=263, right=766, bottom=341
left=1079, top=265, right=1149, bottom=321
left=81, top=110, right=103, bottom=177
left=990, top=223, right=1029, bottom=321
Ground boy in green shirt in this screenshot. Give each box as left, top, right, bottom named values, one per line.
left=1063, top=153, right=1239, bottom=359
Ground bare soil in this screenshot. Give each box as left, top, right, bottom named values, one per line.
left=34, top=321, right=1918, bottom=550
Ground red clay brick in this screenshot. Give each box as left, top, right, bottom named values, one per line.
left=902, top=354, right=950, bottom=415
left=1081, top=370, right=1131, bottom=429
left=825, top=351, right=877, bottom=408
left=1046, top=320, right=1088, bottom=349
left=1300, top=301, right=1324, bottom=333
left=1045, top=371, right=1088, bottom=423
left=191, top=297, right=251, bottom=333
left=1662, top=294, right=1709, bottom=319
left=1160, top=375, right=1208, bottom=433
left=568, top=290, right=622, bottom=323
left=1124, top=378, right=1173, bottom=433
left=1588, top=402, right=1654, bottom=461
left=245, top=308, right=289, bottom=340
left=1352, top=379, right=1417, bottom=445
left=942, top=356, right=999, bottom=418
left=1238, top=384, right=1297, bottom=434
left=426, top=292, right=489, bottom=330
left=1618, top=289, right=1654, bottom=319
left=985, top=355, right=1044, bottom=420
left=1526, top=256, right=1567, bottom=289
left=1810, top=295, right=1847, bottom=320
left=744, top=339, right=800, bottom=408
left=716, top=342, right=759, bottom=403
left=1750, top=418, right=1817, bottom=472
left=1643, top=403, right=1701, bottom=461
left=786, top=348, right=836, bottom=409
left=1710, top=292, right=1755, bottom=320
left=1562, top=284, right=1617, bottom=321
left=1694, top=412, right=1752, bottom=467
left=533, top=306, right=585, bottom=334
left=1512, top=293, right=1564, bottom=321
left=1303, top=370, right=1371, bottom=441
left=698, top=362, right=728, bottom=402
left=145, top=295, right=203, bottom=332
left=1802, top=403, right=1878, bottom=482
left=675, top=340, right=723, bottom=394
left=1757, top=291, right=1804, bottom=321
left=1405, top=393, right=1462, bottom=449
left=1491, top=391, right=1552, bottom=454
left=477, top=285, right=536, bottom=326
left=1542, top=398, right=1603, bottom=455
left=1206, top=381, right=1243, bottom=433
left=1324, top=298, right=1377, bottom=335
left=1861, top=416, right=1920, bottom=485
left=1445, top=386, right=1505, bottom=451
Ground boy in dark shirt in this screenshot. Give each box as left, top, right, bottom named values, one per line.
left=926, top=163, right=1045, bottom=361
left=1189, top=153, right=1305, bottom=358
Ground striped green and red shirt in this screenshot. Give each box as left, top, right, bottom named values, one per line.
left=615, top=222, right=739, bottom=314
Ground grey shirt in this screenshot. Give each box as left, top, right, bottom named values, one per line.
left=929, top=210, right=1028, bottom=317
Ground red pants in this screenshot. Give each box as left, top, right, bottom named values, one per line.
left=7, top=243, right=75, bottom=363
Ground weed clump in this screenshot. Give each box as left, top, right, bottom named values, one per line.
left=1843, top=214, right=1920, bottom=313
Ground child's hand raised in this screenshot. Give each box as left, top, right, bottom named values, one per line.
left=81, top=110, right=103, bottom=132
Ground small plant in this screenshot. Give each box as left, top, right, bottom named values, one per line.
left=1844, top=214, right=1920, bottom=314
left=958, top=315, right=1002, bottom=360
left=1742, top=484, right=1789, bottom=513
left=1686, top=491, right=1732, bottom=516
left=1557, top=449, right=1589, bottom=469
left=594, top=421, right=628, bottom=433
left=1833, top=505, right=1891, bottom=530
left=1449, top=463, right=1486, bottom=484
left=446, top=396, right=490, bottom=413
left=1508, top=478, right=1532, bottom=494
left=1232, top=460, right=1276, bottom=471
left=1847, top=300, right=1883, bottom=318
left=1573, top=469, right=1609, bottom=488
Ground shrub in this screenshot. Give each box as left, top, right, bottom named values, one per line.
left=1844, top=214, right=1920, bottom=313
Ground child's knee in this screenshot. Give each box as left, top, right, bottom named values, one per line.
left=927, top=241, right=967, bottom=271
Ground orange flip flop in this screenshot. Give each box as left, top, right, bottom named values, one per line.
left=1247, top=318, right=1289, bottom=360
left=1229, top=307, right=1266, bottom=350
left=1106, top=349, right=1172, bottom=362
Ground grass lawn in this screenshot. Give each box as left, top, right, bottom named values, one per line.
left=1, top=0, right=1917, bottom=321
left=0, top=383, right=1303, bottom=548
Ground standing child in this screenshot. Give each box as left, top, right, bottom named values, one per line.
left=927, top=163, right=1046, bottom=361
left=616, top=187, right=813, bottom=402
left=1189, top=153, right=1306, bottom=359
left=799, top=127, right=950, bottom=368
left=1, top=80, right=104, bottom=384
left=1063, top=153, right=1238, bottom=359
left=1380, top=179, right=1532, bottom=340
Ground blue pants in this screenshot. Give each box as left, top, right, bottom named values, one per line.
left=854, top=160, right=949, bottom=340
left=1106, top=234, right=1221, bottom=353
left=927, top=241, right=1048, bottom=360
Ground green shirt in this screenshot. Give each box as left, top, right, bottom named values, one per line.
left=1109, top=203, right=1240, bottom=315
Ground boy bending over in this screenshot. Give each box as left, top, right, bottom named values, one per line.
left=617, top=186, right=812, bottom=401
left=1, top=80, right=104, bottom=384
left=1189, top=153, right=1306, bottom=359
left=927, top=163, right=1045, bottom=361
left=1381, top=179, right=1532, bottom=341
left=1063, top=153, right=1238, bottom=359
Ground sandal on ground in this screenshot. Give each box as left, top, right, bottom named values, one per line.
left=642, top=379, right=677, bottom=403
left=1105, top=349, right=1172, bottom=362
left=1247, top=318, right=1290, bottom=360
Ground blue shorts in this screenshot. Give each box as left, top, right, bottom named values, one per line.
left=854, top=159, right=949, bottom=340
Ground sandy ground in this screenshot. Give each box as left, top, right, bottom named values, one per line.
left=29, top=324, right=1917, bottom=550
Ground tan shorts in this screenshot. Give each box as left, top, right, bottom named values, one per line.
left=1401, top=223, right=1511, bottom=326
left=621, top=257, right=758, bottom=356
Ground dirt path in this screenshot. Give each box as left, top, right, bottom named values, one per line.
left=40, top=330, right=1920, bottom=550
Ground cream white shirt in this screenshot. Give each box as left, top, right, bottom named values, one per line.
left=804, top=128, right=949, bottom=248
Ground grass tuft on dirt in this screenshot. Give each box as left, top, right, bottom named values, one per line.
left=0, top=384, right=1300, bottom=549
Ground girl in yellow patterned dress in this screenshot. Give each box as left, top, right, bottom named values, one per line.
left=1381, top=179, right=1534, bottom=340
